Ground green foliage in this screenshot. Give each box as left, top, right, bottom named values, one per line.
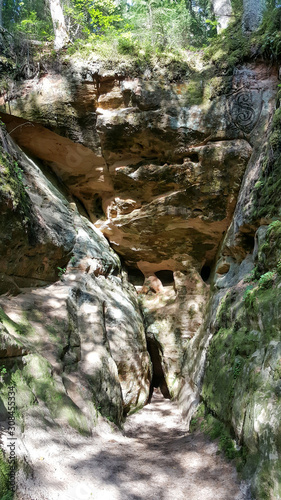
left=0, top=365, right=7, bottom=376
left=233, top=356, right=243, bottom=379
left=243, top=267, right=258, bottom=283
left=251, top=107, right=281, bottom=221
left=2, top=0, right=217, bottom=59
left=204, top=17, right=249, bottom=72
left=2, top=0, right=53, bottom=41
left=121, top=0, right=215, bottom=53
left=252, top=5, right=281, bottom=60
left=258, top=271, right=275, bottom=289
left=117, top=32, right=138, bottom=55
left=190, top=404, right=243, bottom=462
left=57, top=266, right=66, bottom=278
left=243, top=286, right=257, bottom=311
left=0, top=450, right=14, bottom=499
left=64, top=0, right=123, bottom=40
left=0, top=142, right=31, bottom=223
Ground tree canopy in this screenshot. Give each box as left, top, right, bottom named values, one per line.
left=0, top=0, right=280, bottom=63
left=0, top=0, right=217, bottom=51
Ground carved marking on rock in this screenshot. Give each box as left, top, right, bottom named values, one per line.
left=228, top=90, right=262, bottom=134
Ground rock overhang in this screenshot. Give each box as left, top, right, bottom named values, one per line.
left=0, top=60, right=278, bottom=275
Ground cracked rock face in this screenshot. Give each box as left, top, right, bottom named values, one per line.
left=1, top=62, right=276, bottom=275
left=0, top=58, right=278, bottom=417
left=0, top=127, right=151, bottom=429
left=0, top=52, right=280, bottom=499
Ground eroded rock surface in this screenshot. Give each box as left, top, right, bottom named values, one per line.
left=0, top=54, right=280, bottom=499
left=0, top=126, right=151, bottom=433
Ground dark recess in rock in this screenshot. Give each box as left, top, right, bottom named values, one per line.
left=92, top=194, right=105, bottom=218
left=146, top=336, right=171, bottom=403
left=187, top=152, right=200, bottom=163
left=155, top=270, right=174, bottom=286
left=200, top=265, right=211, bottom=282
left=127, top=267, right=145, bottom=286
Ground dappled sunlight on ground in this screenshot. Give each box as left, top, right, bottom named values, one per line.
left=16, top=390, right=248, bottom=500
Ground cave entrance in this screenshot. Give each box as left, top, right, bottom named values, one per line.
left=155, top=270, right=174, bottom=286
left=146, top=336, right=171, bottom=403
left=200, top=264, right=211, bottom=282
left=127, top=267, right=145, bottom=286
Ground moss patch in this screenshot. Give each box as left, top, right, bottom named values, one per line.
left=0, top=135, right=31, bottom=223
left=203, top=16, right=249, bottom=74
left=0, top=450, right=14, bottom=500
left=251, top=106, right=281, bottom=221
left=251, top=5, right=281, bottom=61
left=190, top=403, right=246, bottom=467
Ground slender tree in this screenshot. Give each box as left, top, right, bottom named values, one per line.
left=49, top=0, right=69, bottom=49
left=0, top=0, right=3, bottom=29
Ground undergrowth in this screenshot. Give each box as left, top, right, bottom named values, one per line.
left=0, top=450, right=14, bottom=500
left=251, top=104, right=281, bottom=221
left=252, top=4, right=281, bottom=61
left=0, top=131, right=31, bottom=224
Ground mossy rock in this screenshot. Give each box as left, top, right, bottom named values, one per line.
left=0, top=450, right=14, bottom=500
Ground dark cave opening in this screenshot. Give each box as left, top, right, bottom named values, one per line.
left=200, top=264, right=211, bottom=282
left=239, top=232, right=255, bottom=253
left=127, top=267, right=145, bottom=286
left=92, top=194, right=104, bottom=218
left=146, top=336, right=171, bottom=403
left=155, top=270, right=174, bottom=286
left=187, top=152, right=200, bottom=163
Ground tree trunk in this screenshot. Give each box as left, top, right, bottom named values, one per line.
left=49, top=0, right=69, bottom=50
left=0, top=0, right=3, bottom=29
left=0, top=0, right=3, bottom=45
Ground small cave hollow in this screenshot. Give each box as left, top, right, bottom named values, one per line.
left=127, top=267, right=145, bottom=286
left=155, top=270, right=174, bottom=286
left=147, top=337, right=171, bottom=403
left=239, top=233, right=255, bottom=253
left=200, top=264, right=211, bottom=283
left=187, top=152, right=200, bottom=163
left=92, top=194, right=104, bottom=218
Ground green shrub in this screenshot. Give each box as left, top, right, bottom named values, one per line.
left=258, top=271, right=275, bottom=289
left=243, top=286, right=257, bottom=310
left=0, top=450, right=14, bottom=499
left=117, top=33, right=138, bottom=55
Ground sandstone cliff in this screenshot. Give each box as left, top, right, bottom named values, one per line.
left=0, top=29, right=280, bottom=499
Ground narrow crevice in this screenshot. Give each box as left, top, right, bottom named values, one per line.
left=200, top=264, right=211, bottom=282
left=146, top=335, right=171, bottom=403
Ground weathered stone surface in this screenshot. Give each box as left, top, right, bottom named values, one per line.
left=242, top=0, right=266, bottom=32
left=188, top=103, right=281, bottom=498
left=0, top=61, right=277, bottom=449
left=0, top=112, right=112, bottom=220
left=97, top=139, right=252, bottom=268
left=140, top=268, right=209, bottom=400
left=0, top=126, right=77, bottom=291
left=0, top=128, right=151, bottom=430
left=211, top=0, right=232, bottom=31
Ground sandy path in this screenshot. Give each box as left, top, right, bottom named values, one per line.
left=16, top=391, right=250, bottom=500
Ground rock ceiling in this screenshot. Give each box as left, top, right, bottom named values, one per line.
left=0, top=61, right=277, bottom=276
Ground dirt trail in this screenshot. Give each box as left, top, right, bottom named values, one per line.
left=16, top=391, right=250, bottom=500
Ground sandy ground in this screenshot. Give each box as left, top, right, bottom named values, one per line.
left=14, top=391, right=251, bottom=500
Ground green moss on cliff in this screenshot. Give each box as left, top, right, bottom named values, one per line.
left=204, top=19, right=249, bottom=73
left=0, top=450, right=14, bottom=500
left=252, top=5, right=281, bottom=60
left=202, top=273, right=281, bottom=498
left=251, top=105, right=281, bottom=221
left=0, top=133, right=31, bottom=223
